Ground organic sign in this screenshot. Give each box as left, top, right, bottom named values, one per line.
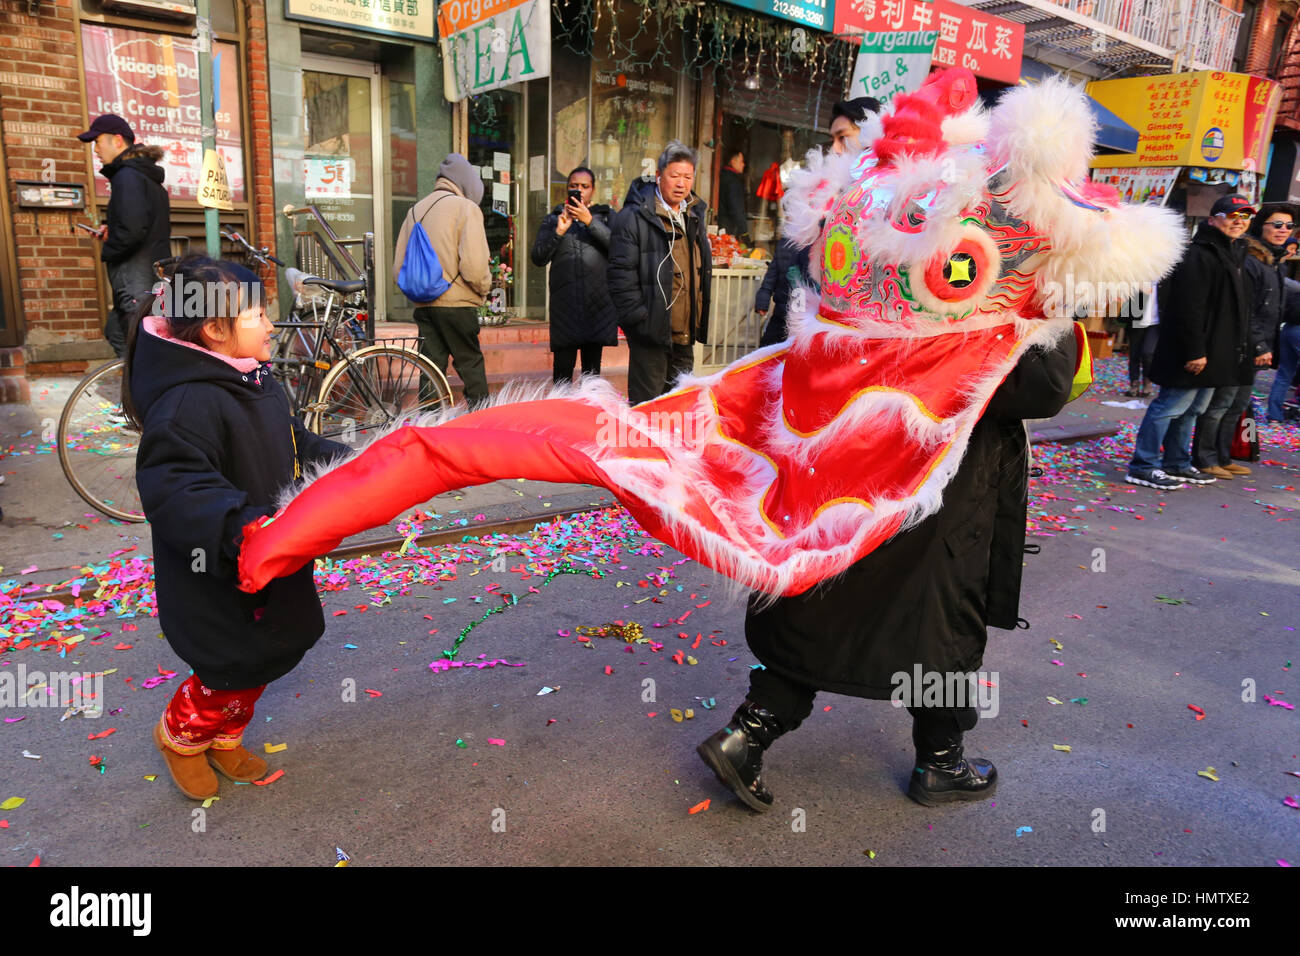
left=849, top=29, right=936, bottom=109
left=1087, top=72, right=1281, bottom=171
left=439, top=0, right=551, bottom=102
left=835, top=0, right=1023, bottom=85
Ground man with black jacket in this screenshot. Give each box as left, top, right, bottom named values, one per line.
left=1126, top=195, right=1253, bottom=490
left=78, top=114, right=171, bottom=357
left=607, top=141, right=712, bottom=405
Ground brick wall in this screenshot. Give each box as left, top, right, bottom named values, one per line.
left=245, top=0, right=277, bottom=300
left=1244, top=0, right=1281, bottom=74
left=1, top=0, right=105, bottom=373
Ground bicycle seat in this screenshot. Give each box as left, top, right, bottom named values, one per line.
left=303, top=276, right=367, bottom=295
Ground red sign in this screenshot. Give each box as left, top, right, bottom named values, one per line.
left=81, top=24, right=245, bottom=203
left=834, top=0, right=1024, bottom=85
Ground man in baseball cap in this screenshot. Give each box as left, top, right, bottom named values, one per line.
left=76, top=113, right=170, bottom=356
left=1208, top=194, right=1257, bottom=219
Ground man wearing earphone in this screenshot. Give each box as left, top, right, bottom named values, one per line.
left=607, top=141, right=712, bottom=405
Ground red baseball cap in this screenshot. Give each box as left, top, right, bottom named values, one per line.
left=1210, top=194, right=1256, bottom=217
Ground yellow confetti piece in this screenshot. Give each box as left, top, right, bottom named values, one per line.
left=63, top=635, right=85, bottom=645
left=686, top=656, right=698, bottom=666
left=670, top=709, right=684, bottom=722
left=335, top=860, right=349, bottom=867
left=864, top=849, right=877, bottom=859
left=1046, top=696, right=1064, bottom=705
left=1, top=797, right=26, bottom=811
left=201, top=796, right=220, bottom=808
left=684, top=709, right=695, bottom=720
left=1197, top=767, right=1219, bottom=782
left=143, top=775, right=157, bottom=782
left=264, top=743, right=287, bottom=754
left=1053, top=744, right=1072, bottom=752
left=1050, top=639, right=1064, bottom=650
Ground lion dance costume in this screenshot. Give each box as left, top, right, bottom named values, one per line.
left=238, top=70, right=1182, bottom=602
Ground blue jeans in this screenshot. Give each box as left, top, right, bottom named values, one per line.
left=1130, top=385, right=1214, bottom=472
left=1266, top=324, right=1300, bottom=421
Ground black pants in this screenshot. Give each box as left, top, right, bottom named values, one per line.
left=553, top=343, right=604, bottom=384
left=413, top=305, right=490, bottom=408
left=1127, top=326, right=1157, bottom=385
left=747, top=666, right=978, bottom=754
left=627, top=339, right=694, bottom=405
left=1193, top=380, right=1253, bottom=468
left=105, top=255, right=155, bottom=359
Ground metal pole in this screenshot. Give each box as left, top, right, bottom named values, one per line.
left=196, top=0, right=220, bottom=255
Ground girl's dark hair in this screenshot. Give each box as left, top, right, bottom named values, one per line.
left=121, top=255, right=266, bottom=430
left=567, top=166, right=595, bottom=186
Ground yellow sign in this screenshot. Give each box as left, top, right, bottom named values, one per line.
left=285, top=0, right=434, bottom=41
left=1087, top=71, right=1280, bottom=172
left=198, top=148, right=233, bottom=211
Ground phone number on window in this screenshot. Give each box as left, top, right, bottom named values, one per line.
left=770, top=1, right=825, bottom=28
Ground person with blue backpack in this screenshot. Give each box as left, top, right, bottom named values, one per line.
left=393, top=153, right=493, bottom=408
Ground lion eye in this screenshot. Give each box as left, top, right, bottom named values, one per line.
left=943, top=253, right=977, bottom=288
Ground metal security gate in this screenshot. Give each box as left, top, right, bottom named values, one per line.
left=696, top=268, right=767, bottom=372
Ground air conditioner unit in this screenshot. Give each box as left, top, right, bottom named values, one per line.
left=100, top=0, right=197, bottom=22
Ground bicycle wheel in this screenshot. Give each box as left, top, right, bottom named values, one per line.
left=57, top=359, right=146, bottom=522
left=308, top=345, right=453, bottom=442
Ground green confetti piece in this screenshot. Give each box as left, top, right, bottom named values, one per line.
left=455, top=738, right=467, bottom=749
left=1070, top=697, right=1088, bottom=705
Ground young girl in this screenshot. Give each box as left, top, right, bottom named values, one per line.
left=124, top=255, right=348, bottom=799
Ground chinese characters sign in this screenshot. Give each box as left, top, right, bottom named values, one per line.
left=1087, top=72, right=1281, bottom=171
left=720, top=0, right=837, bottom=32
left=285, top=0, right=434, bottom=42
left=439, top=0, right=551, bottom=102
left=81, top=25, right=245, bottom=203
left=834, top=0, right=1023, bottom=85
left=304, top=157, right=354, bottom=199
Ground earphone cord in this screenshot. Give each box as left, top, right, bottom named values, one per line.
left=655, top=188, right=686, bottom=311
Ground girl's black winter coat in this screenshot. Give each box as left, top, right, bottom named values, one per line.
left=131, top=327, right=348, bottom=689
left=530, top=204, right=619, bottom=350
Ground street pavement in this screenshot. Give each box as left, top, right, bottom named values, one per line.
left=1, top=358, right=1297, bottom=866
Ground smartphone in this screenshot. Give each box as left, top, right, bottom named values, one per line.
left=74, top=221, right=100, bottom=234
left=567, top=188, right=582, bottom=206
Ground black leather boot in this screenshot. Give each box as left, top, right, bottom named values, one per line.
left=907, top=736, right=997, bottom=807
left=696, top=700, right=785, bottom=812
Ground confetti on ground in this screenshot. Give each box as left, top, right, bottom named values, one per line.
left=0, top=797, right=25, bottom=811
left=264, top=743, right=287, bottom=754
left=487, top=738, right=505, bottom=746
left=1188, top=705, right=1206, bottom=720
left=1264, top=695, right=1295, bottom=710
left=1284, top=796, right=1300, bottom=810
left=1016, top=826, right=1033, bottom=837
left=1053, top=744, right=1072, bottom=753
left=21, top=750, right=41, bottom=759
left=253, top=769, right=285, bottom=786
left=688, top=799, right=710, bottom=815
left=1197, top=767, right=1220, bottom=782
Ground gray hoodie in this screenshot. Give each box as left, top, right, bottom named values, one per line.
left=392, top=153, right=491, bottom=307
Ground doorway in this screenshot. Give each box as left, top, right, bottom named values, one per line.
left=463, top=87, right=527, bottom=317
left=300, top=54, right=388, bottom=319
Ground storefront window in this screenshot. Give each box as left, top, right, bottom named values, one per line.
left=467, top=90, right=524, bottom=313
left=302, top=70, right=375, bottom=242
left=81, top=24, right=245, bottom=202
left=589, top=7, right=679, bottom=211
left=386, top=77, right=418, bottom=323
left=720, top=120, right=822, bottom=248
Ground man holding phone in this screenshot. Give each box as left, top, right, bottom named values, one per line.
left=530, top=167, right=618, bottom=384
left=76, top=114, right=171, bottom=357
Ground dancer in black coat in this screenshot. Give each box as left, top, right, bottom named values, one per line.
left=698, top=329, right=1079, bottom=809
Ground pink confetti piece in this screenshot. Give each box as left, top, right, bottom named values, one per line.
left=20, top=566, right=37, bottom=575
left=487, top=738, right=505, bottom=746
left=1283, top=796, right=1300, bottom=810
left=1265, top=695, right=1296, bottom=710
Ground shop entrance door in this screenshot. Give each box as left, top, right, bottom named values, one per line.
left=463, top=88, right=525, bottom=317
left=301, top=55, right=388, bottom=318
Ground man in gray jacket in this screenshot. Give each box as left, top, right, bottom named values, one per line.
left=393, top=153, right=493, bottom=407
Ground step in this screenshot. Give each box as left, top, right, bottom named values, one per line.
left=443, top=367, right=630, bottom=400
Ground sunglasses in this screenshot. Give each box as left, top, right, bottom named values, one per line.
left=1263, top=219, right=1296, bottom=230
left=1220, top=211, right=1252, bottom=221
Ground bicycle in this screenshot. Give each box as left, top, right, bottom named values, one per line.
left=222, top=229, right=455, bottom=441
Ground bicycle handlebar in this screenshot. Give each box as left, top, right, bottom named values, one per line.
left=220, top=229, right=286, bottom=268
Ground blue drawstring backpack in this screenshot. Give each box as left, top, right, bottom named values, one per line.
left=397, top=199, right=452, bottom=303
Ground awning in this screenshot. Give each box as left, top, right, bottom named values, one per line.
left=1089, top=97, right=1139, bottom=154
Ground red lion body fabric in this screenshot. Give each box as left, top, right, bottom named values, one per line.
left=239, top=70, right=1183, bottom=598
